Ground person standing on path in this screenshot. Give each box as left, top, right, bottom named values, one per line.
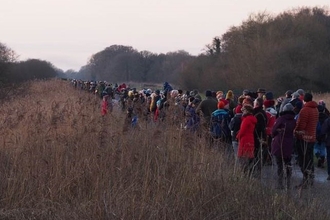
left=294, top=93, right=319, bottom=188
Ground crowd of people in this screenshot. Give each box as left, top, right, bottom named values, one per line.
left=71, top=79, right=330, bottom=190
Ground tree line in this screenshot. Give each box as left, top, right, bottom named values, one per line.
left=180, top=7, right=330, bottom=94
left=1, top=6, right=330, bottom=95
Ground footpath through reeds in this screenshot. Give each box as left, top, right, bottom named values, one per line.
left=0, top=79, right=328, bottom=219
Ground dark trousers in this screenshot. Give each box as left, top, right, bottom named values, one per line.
left=296, top=139, right=315, bottom=180
left=275, top=156, right=292, bottom=178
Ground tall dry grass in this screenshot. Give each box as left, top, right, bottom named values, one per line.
left=0, top=79, right=328, bottom=219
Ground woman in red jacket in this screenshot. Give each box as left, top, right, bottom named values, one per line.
left=237, top=104, right=257, bottom=174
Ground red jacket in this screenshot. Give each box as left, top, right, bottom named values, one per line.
left=237, top=114, right=257, bottom=158
left=101, top=99, right=108, bottom=116
left=295, top=101, right=318, bottom=142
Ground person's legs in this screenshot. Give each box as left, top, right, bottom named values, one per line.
left=304, top=142, right=315, bottom=186
left=275, top=156, right=284, bottom=189
left=284, top=157, right=292, bottom=189
left=296, top=139, right=314, bottom=187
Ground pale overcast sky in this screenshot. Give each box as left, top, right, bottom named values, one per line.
left=1, top=0, right=329, bottom=71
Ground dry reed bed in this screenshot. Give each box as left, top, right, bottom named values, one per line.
left=0, top=79, right=327, bottom=219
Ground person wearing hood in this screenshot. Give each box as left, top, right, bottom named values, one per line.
left=271, top=103, right=296, bottom=189
left=294, top=93, right=319, bottom=189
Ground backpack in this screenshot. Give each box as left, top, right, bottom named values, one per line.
left=210, top=110, right=230, bottom=139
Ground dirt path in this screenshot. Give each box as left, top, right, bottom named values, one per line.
left=260, top=161, right=330, bottom=213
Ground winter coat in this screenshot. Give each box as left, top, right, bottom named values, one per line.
left=237, top=114, right=257, bottom=158
left=210, top=109, right=231, bottom=138
left=195, top=97, right=218, bottom=123
left=271, top=111, right=296, bottom=159
left=150, top=94, right=160, bottom=112
left=295, top=101, right=319, bottom=142
left=185, top=105, right=200, bottom=131
left=253, top=107, right=268, bottom=141
left=229, top=113, right=242, bottom=141
left=321, top=117, right=330, bottom=147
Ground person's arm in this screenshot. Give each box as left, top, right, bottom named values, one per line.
left=295, top=108, right=307, bottom=132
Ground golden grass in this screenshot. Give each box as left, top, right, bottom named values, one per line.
left=0, top=79, right=328, bottom=219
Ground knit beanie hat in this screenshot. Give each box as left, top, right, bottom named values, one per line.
left=296, top=89, right=305, bottom=96
left=217, top=101, right=225, bottom=109
left=235, top=105, right=242, bottom=114
left=265, top=92, right=274, bottom=100
left=291, top=92, right=299, bottom=99
left=283, top=103, right=294, bottom=112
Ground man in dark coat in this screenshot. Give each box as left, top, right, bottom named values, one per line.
left=253, top=97, right=268, bottom=175
left=195, top=90, right=218, bottom=131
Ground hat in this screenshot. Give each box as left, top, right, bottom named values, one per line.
left=303, top=93, right=313, bottom=102
left=205, top=90, right=212, bottom=97
left=296, top=89, right=305, bottom=96
left=235, top=105, right=242, bottom=114
left=257, top=88, right=266, bottom=93
left=225, top=90, right=234, bottom=100
left=291, top=92, right=299, bottom=99
left=264, top=100, right=275, bottom=108
left=217, top=101, right=225, bottom=109
left=264, top=92, right=274, bottom=100
left=318, top=104, right=325, bottom=113
left=283, top=103, right=294, bottom=112
left=220, top=98, right=229, bottom=106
